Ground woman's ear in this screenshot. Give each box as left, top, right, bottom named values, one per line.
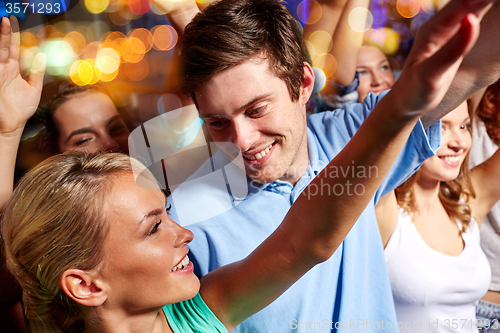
left=300, top=62, right=315, bottom=106
left=60, top=269, right=106, bottom=307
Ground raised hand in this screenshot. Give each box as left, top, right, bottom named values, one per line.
left=153, top=0, right=200, bottom=36
left=0, top=16, right=45, bottom=136
left=389, top=0, right=495, bottom=120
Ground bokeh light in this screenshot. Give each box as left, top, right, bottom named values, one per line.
left=20, top=32, right=38, bottom=48
left=128, top=0, right=152, bottom=15
left=70, top=60, right=92, bottom=85
left=38, top=25, right=59, bottom=39
left=420, top=0, right=436, bottom=14
left=313, top=54, right=337, bottom=78
left=128, top=28, right=154, bottom=53
left=64, top=31, right=87, bottom=56
left=152, top=25, right=177, bottom=51
left=84, top=0, right=110, bottom=14
left=348, top=7, right=373, bottom=33
left=40, top=40, right=76, bottom=75
left=307, top=30, right=332, bottom=57
left=297, top=0, right=322, bottom=25
left=124, top=58, right=149, bottom=81
left=96, top=48, right=120, bottom=73
left=120, top=37, right=146, bottom=63
left=396, top=0, right=420, bottom=19
left=364, top=27, right=400, bottom=56
left=81, top=41, right=102, bottom=60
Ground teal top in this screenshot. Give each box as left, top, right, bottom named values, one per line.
left=163, top=293, right=229, bottom=333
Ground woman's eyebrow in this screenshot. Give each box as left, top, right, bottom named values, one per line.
left=140, top=208, right=164, bottom=223
left=65, top=127, right=93, bottom=144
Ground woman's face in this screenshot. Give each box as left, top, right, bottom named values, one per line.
left=356, top=45, right=395, bottom=102
left=100, top=172, right=199, bottom=309
left=419, top=102, right=472, bottom=184
left=53, top=92, right=130, bottom=154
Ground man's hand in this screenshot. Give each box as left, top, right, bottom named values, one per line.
left=0, top=16, right=45, bottom=136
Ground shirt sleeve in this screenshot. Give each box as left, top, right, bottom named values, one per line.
left=308, top=90, right=441, bottom=205
left=313, top=72, right=360, bottom=112
left=163, top=293, right=229, bottom=333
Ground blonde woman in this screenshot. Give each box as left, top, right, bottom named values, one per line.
left=0, top=0, right=496, bottom=331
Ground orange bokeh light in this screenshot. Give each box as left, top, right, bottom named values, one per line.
left=152, top=25, right=177, bottom=51
left=396, top=0, right=420, bottom=18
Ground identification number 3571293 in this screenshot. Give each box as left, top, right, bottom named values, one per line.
left=5, top=2, right=61, bottom=14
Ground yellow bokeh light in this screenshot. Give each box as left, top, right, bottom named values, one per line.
left=79, top=60, right=95, bottom=85
left=152, top=25, right=177, bottom=51
left=70, top=59, right=103, bottom=86
left=297, top=0, right=322, bottom=25
left=84, top=0, right=110, bottom=14
left=307, top=30, right=332, bottom=57
left=97, top=48, right=120, bottom=73
left=85, top=59, right=102, bottom=85
left=396, top=0, right=420, bottom=18
left=364, top=28, right=401, bottom=56
left=348, top=7, right=373, bottom=33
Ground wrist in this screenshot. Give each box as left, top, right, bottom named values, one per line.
left=0, top=126, right=25, bottom=142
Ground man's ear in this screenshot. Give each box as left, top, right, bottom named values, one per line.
left=60, top=269, right=106, bottom=307
left=299, top=62, right=315, bottom=105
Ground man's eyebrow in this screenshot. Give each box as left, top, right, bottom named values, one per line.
left=65, top=128, right=93, bottom=144
left=201, top=93, right=272, bottom=119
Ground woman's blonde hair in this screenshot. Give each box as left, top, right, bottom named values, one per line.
left=1, top=151, right=139, bottom=333
left=395, top=102, right=476, bottom=232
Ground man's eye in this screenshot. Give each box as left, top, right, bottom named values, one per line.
left=247, top=106, right=265, bottom=116
left=380, top=65, right=389, bottom=71
left=358, top=70, right=367, bottom=76
left=209, top=119, right=228, bottom=129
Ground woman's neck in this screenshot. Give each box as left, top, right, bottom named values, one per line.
left=412, top=177, right=441, bottom=214
left=82, top=307, right=173, bottom=333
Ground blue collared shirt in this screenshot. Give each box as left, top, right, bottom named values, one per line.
left=169, top=91, right=441, bottom=332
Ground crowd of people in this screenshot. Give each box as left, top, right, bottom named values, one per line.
left=1, top=0, right=500, bottom=332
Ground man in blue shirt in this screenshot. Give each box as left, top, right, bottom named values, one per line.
left=166, top=0, right=500, bottom=331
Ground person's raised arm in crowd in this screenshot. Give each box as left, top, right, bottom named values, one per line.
left=422, top=0, right=500, bottom=128
left=1, top=1, right=496, bottom=333
left=0, top=16, right=45, bottom=210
